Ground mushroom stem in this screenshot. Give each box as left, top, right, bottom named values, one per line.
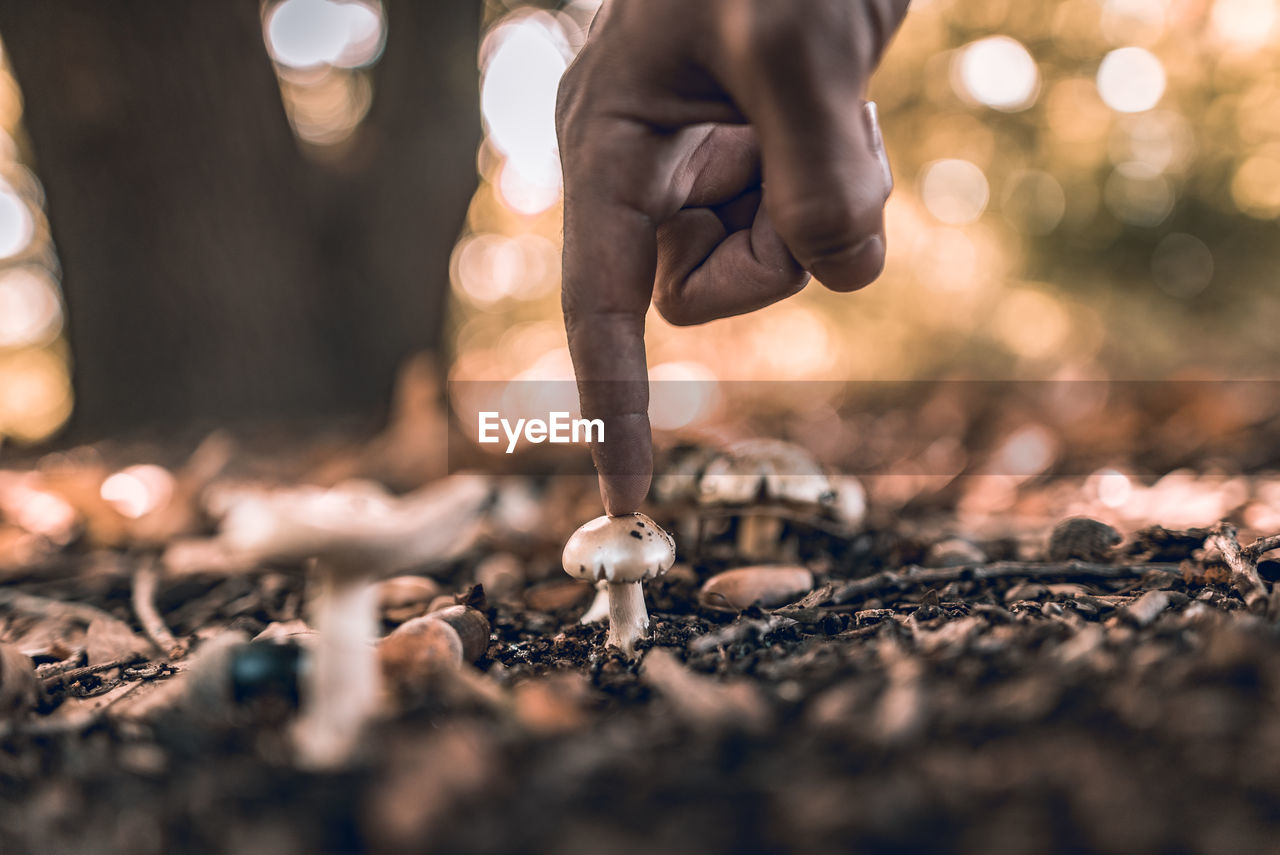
left=606, top=581, right=650, bottom=657
left=580, top=580, right=610, bottom=624
left=292, top=561, right=382, bottom=769
left=738, top=514, right=784, bottom=560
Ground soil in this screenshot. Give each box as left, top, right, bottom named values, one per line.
left=4, top=488, right=1280, bottom=855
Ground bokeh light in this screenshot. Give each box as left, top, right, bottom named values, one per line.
left=1093, top=468, right=1133, bottom=509
left=265, top=0, right=384, bottom=70
left=480, top=13, right=569, bottom=217
left=278, top=68, right=372, bottom=145
left=0, top=268, right=61, bottom=349
left=954, top=36, right=1040, bottom=111
left=1096, top=47, right=1166, bottom=113
left=1231, top=155, right=1280, bottom=219
left=1211, top=0, right=1278, bottom=50
left=991, top=424, right=1058, bottom=477
left=100, top=464, right=177, bottom=520
left=0, top=39, right=70, bottom=446
left=452, top=232, right=556, bottom=307
left=1100, top=0, right=1168, bottom=43
left=992, top=288, right=1071, bottom=359
left=648, top=361, right=720, bottom=431
left=0, top=181, right=33, bottom=259
left=0, top=473, right=77, bottom=542
left=920, top=159, right=990, bottom=225
left=1109, top=111, right=1193, bottom=174
left=263, top=0, right=386, bottom=148
left=0, top=348, right=72, bottom=443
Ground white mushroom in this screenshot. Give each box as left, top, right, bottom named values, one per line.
left=214, top=475, right=491, bottom=768
left=579, top=580, right=611, bottom=625
left=562, top=513, right=676, bottom=657
left=698, top=439, right=833, bottom=559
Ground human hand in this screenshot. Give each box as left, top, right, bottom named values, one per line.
left=557, top=0, right=908, bottom=514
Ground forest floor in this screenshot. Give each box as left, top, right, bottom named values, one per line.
left=4, top=410, right=1280, bottom=855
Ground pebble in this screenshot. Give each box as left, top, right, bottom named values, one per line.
left=378, top=605, right=491, bottom=700
left=1048, top=517, right=1123, bottom=563
left=855, top=608, right=895, bottom=626
left=699, top=566, right=815, bottom=612
left=379, top=617, right=464, bottom=694
left=1005, top=582, right=1049, bottom=603
left=925, top=537, right=987, bottom=568
left=1124, top=590, right=1187, bottom=627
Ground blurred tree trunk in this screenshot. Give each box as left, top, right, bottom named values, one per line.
left=0, top=0, right=480, bottom=438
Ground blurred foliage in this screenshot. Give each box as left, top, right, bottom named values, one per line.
left=451, top=0, right=1280, bottom=405
left=0, top=42, right=69, bottom=448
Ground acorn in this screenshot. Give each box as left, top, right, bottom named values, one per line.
left=378, top=606, right=490, bottom=699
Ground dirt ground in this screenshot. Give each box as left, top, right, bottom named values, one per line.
left=4, top=408, right=1280, bottom=855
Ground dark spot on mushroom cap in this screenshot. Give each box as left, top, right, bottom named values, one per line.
left=636, top=521, right=645, bottom=527
left=629, top=531, right=642, bottom=540
left=579, top=565, right=587, bottom=574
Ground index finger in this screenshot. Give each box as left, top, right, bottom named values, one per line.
left=560, top=135, right=659, bottom=515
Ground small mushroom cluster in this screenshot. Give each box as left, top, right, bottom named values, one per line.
left=655, top=439, right=865, bottom=560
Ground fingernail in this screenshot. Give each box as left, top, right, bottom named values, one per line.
left=862, top=101, right=893, bottom=197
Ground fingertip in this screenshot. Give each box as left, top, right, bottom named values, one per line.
left=588, top=411, right=653, bottom=515
left=601, top=472, right=653, bottom=516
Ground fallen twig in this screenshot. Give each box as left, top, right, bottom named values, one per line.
left=1123, top=590, right=1177, bottom=627
left=0, top=588, right=127, bottom=627
left=1205, top=523, right=1269, bottom=615
left=831, top=561, right=1181, bottom=605
left=1244, top=533, right=1280, bottom=561
left=132, top=560, right=186, bottom=659
left=687, top=615, right=797, bottom=655
left=1, top=680, right=144, bottom=738
left=41, top=654, right=147, bottom=689
left=829, top=560, right=1177, bottom=606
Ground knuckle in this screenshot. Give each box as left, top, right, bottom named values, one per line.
left=771, top=192, right=886, bottom=292
left=773, top=197, right=871, bottom=264
left=651, top=285, right=695, bottom=326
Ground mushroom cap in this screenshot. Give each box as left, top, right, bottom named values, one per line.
left=216, top=475, right=491, bottom=575
left=651, top=444, right=721, bottom=505
left=562, top=513, right=676, bottom=584
left=698, top=439, right=831, bottom=506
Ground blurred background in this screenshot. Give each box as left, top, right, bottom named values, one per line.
left=0, top=0, right=1276, bottom=460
